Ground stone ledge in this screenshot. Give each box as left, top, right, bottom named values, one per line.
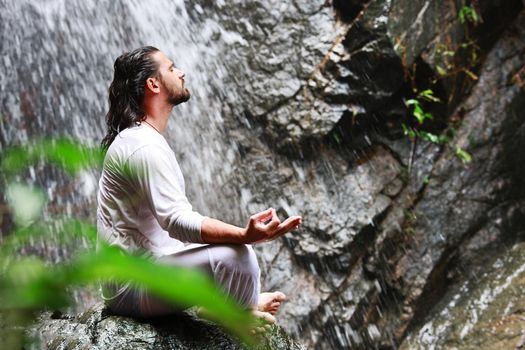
left=29, top=303, right=306, bottom=350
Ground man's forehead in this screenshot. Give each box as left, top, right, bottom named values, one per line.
left=153, top=51, right=173, bottom=67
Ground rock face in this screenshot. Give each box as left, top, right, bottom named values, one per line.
left=2, top=0, right=525, bottom=349
left=30, top=303, right=305, bottom=350
left=400, top=242, right=525, bottom=350
left=183, top=0, right=525, bottom=348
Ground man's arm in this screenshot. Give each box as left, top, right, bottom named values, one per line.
left=201, top=208, right=302, bottom=244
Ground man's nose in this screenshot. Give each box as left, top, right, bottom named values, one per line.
left=176, top=69, right=185, bottom=79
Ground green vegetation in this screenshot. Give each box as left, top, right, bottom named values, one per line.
left=402, top=89, right=472, bottom=165
left=401, top=3, right=483, bottom=168
left=0, top=139, right=255, bottom=349
left=458, top=5, right=481, bottom=26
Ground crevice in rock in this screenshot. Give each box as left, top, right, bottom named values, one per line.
left=471, top=0, right=524, bottom=54
left=332, top=0, right=370, bottom=24
left=401, top=213, right=491, bottom=341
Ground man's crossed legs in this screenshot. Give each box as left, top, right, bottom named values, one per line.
left=104, top=243, right=285, bottom=326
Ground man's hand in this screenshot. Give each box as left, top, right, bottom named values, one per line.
left=242, top=208, right=302, bottom=244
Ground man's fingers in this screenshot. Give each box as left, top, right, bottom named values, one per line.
left=273, top=216, right=302, bottom=237
left=249, top=208, right=273, bottom=223
left=264, top=209, right=281, bottom=231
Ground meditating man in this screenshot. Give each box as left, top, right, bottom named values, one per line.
left=96, top=46, right=301, bottom=324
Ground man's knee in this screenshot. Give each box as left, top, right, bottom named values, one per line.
left=210, top=244, right=260, bottom=276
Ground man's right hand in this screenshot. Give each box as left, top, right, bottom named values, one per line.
left=242, top=208, right=302, bottom=244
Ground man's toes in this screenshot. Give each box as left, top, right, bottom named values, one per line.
left=253, top=310, right=276, bottom=324
left=270, top=301, right=281, bottom=308
left=273, top=291, right=286, bottom=301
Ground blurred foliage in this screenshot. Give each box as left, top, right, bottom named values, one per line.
left=0, top=138, right=255, bottom=349
left=458, top=5, right=480, bottom=26
left=1, top=138, right=105, bottom=177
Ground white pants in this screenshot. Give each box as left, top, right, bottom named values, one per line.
left=103, top=244, right=261, bottom=317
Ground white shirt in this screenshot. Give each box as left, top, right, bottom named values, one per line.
left=96, top=123, right=205, bottom=257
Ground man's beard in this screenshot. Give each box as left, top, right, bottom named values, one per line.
left=159, top=74, right=191, bottom=106
left=167, top=87, right=190, bottom=106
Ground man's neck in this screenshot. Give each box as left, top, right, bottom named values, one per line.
left=144, top=103, right=173, bottom=134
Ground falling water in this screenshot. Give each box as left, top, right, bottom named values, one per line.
left=0, top=0, right=414, bottom=348
left=0, top=0, right=254, bottom=317
left=0, top=0, right=245, bottom=224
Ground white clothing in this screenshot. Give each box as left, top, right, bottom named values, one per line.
left=96, top=123, right=260, bottom=312
left=106, top=243, right=260, bottom=316
left=97, top=123, right=205, bottom=257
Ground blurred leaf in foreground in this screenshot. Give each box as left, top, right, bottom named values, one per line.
left=0, top=243, right=255, bottom=344
left=0, top=137, right=258, bottom=347
left=1, top=138, right=104, bottom=177
left=5, top=183, right=46, bottom=226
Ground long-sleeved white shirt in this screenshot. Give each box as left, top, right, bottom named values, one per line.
left=96, top=123, right=205, bottom=257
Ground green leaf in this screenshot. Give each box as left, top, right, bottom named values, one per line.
left=436, top=65, right=447, bottom=76
left=459, top=8, right=466, bottom=23
left=464, top=69, right=479, bottom=81
left=455, top=146, right=472, bottom=163
left=402, top=124, right=416, bottom=139
left=1, top=138, right=104, bottom=177
left=471, top=8, right=479, bottom=24
left=0, top=257, right=71, bottom=309
left=418, top=89, right=441, bottom=103
left=420, top=131, right=440, bottom=144
left=458, top=6, right=480, bottom=26
left=5, top=184, right=46, bottom=226
left=0, top=244, right=257, bottom=344
left=70, top=245, right=255, bottom=342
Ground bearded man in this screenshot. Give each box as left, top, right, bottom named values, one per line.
left=97, top=46, right=301, bottom=324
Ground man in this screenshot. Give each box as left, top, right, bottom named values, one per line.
left=97, top=46, right=301, bottom=324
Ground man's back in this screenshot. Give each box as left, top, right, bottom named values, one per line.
left=96, top=123, right=204, bottom=257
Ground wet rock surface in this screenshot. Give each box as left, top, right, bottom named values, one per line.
left=196, top=0, right=525, bottom=348
left=400, top=242, right=525, bottom=350
left=30, top=303, right=305, bottom=350
left=2, top=0, right=525, bottom=349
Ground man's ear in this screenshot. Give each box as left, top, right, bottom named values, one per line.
left=146, top=77, right=160, bottom=93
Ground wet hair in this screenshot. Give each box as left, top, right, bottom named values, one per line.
left=101, top=46, right=160, bottom=151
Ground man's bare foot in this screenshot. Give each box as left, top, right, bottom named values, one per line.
left=250, top=309, right=276, bottom=334
left=258, top=291, right=286, bottom=315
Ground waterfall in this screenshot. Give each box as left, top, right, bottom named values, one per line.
left=0, top=0, right=243, bottom=226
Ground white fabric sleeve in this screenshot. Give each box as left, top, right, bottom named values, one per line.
left=126, top=145, right=205, bottom=243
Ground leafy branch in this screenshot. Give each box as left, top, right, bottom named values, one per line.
left=402, top=89, right=472, bottom=165
left=458, top=5, right=480, bottom=26
left=0, top=138, right=256, bottom=349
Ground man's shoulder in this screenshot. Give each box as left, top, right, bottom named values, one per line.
left=106, top=125, right=172, bottom=163
left=112, top=125, right=171, bottom=155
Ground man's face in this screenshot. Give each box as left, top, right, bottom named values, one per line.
left=153, top=51, right=190, bottom=105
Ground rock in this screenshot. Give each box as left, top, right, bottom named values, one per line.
left=186, top=1, right=525, bottom=348
left=360, top=7, right=525, bottom=348
left=29, top=303, right=306, bottom=350
left=3, top=0, right=525, bottom=349
left=400, top=242, right=525, bottom=350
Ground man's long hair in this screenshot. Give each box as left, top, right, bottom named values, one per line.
left=101, top=46, right=160, bottom=151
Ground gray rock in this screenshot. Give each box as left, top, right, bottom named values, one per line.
left=400, top=242, right=525, bottom=350
left=359, top=7, right=525, bottom=348
left=3, top=0, right=525, bottom=349
left=30, top=303, right=306, bottom=350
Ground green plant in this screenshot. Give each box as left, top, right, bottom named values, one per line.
left=0, top=138, right=255, bottom=349
left=402, top=89, right=442, bottom=142
left=402, top=89, right=472, bottom=165
left=458, top=5, right=480, bottom=26
left=455, top=145, right=472, bottom=164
